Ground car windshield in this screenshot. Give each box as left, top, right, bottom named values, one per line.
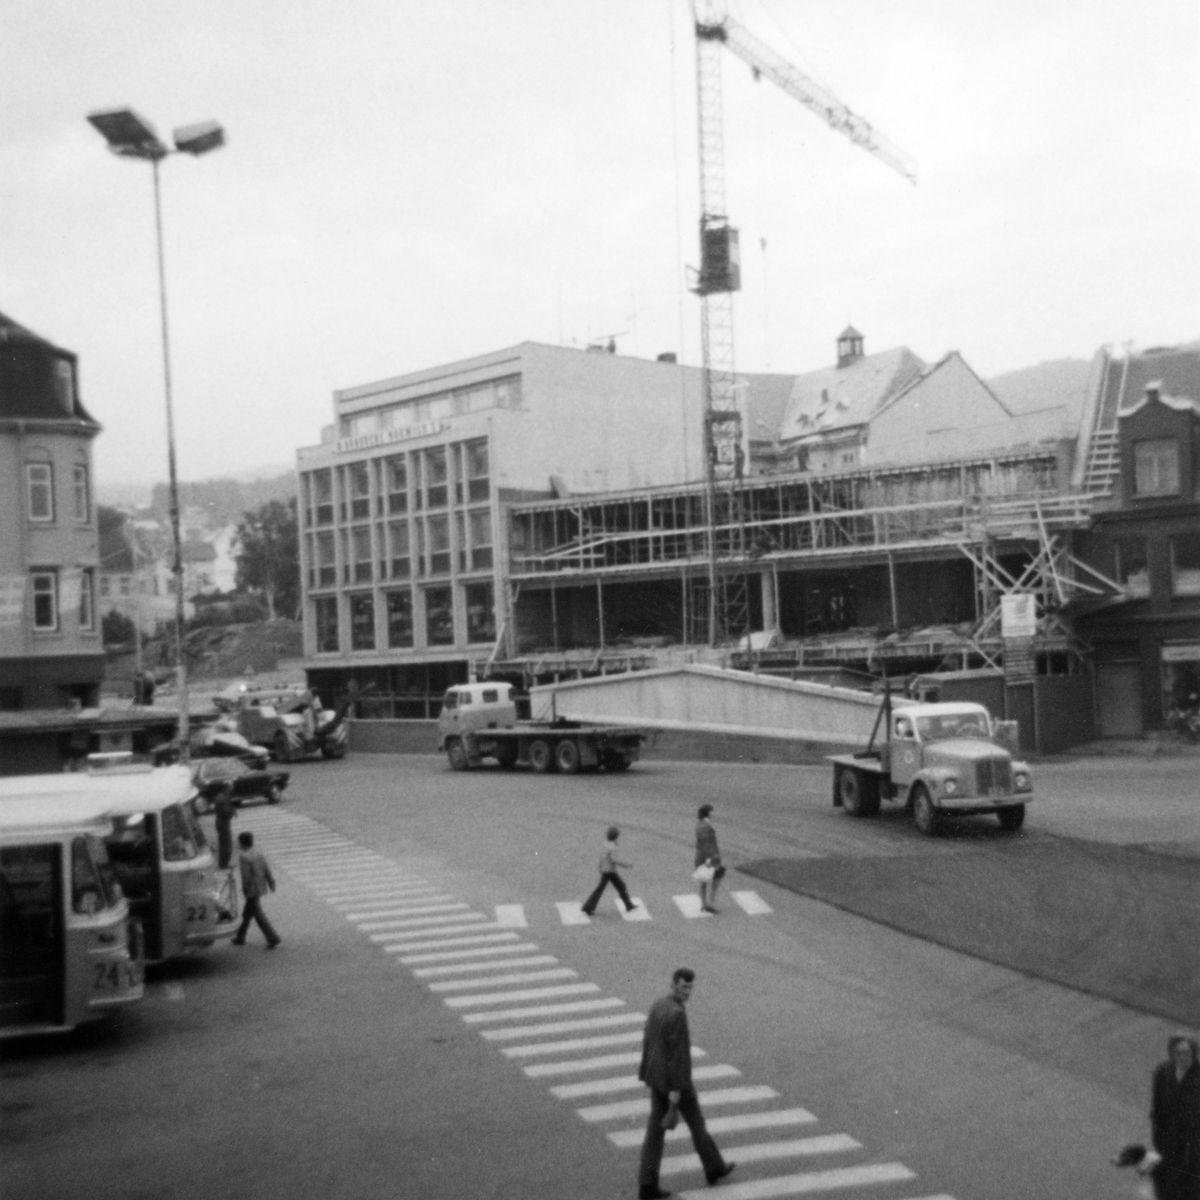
left=915, top=712, right=990, bottom=741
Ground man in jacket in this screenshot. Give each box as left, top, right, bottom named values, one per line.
left=1150, top=1033, right=1200, bottom=1199
left=233, top=831, right=281, bottom=948
left=637, top=968, right=734, bottom=1199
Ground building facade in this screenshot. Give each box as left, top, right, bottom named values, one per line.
left=0, top=312, right=103, bottom=710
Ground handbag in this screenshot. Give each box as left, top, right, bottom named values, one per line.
left=692, top=862, right=715, bottom=882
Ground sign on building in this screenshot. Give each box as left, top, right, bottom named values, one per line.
left=1000, top=593, right=1038, bottom=639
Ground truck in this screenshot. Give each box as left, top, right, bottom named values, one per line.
left=436, top=682, right=646, bottom=774
left=828, top=694, right=1032, bottom=835
left=217, top=686, right=351, bottom=763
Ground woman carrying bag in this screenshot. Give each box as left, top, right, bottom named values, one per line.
left=693, top=804, right=725, bottom=914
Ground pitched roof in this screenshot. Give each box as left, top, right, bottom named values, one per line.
left=0, top=310, right=98, bottom=427
left=777, top=346, right=926, bottom=442
left=1095, top=341, right=1200, bottom=429
left=743, top=372, right=802, bottom=442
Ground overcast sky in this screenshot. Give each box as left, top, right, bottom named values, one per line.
left=3, top=0, right=1198, bottom=488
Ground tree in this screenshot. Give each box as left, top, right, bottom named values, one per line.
left=101, top=608, right=137, bottom=646
left=234, top=498, right=300, bottom=621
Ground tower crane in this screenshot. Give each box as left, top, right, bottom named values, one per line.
left=689, top=2, right=916, bottom=647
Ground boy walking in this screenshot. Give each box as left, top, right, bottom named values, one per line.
left=581, top=825, right=636, bottom=916
left=233, top=831, right=281, bottom=948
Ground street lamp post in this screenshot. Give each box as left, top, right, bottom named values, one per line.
left=88, top=108, right=226, bottom=763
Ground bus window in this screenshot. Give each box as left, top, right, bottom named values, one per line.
left=1, top=844, right=56, bottom=947
left=71, top=837, right=104, bottom=915
left=160, top=804, right=200, bottom=862
left=86, top=834, right=121, bottom=907
left=182, top=804, right=208, bottom=852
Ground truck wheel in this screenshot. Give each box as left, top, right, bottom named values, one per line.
left=321, top=744, right=345, bottom=760
left=266, top=781, right=282, bottom=804
left=911, top=785, right=941, bottom=836
left=554, top=739, right=581, bottom=775
left=273, top=732, right=292, bottom=764
left=838, top=767, right=879, bottom=817
left=496, top=744, right=519, bottom=770
left=528, top=739, right=555, bottom=774
left=601, top=748, right=630, bottom=772
left=997, top=804, right=1025, bottom=831
left=446, top=739, right=470, bottom=772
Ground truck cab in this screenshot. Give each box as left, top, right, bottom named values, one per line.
left=437, top=683, right=519, bottom=742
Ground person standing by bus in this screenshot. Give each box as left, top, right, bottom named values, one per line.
left=213, top=786, right=236, bottom=870
left=233, top=832, right=281, bottom=949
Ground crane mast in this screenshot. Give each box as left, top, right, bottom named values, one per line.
left=689, top=2, right=915, bottom=647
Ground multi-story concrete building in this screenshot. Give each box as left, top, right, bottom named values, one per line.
left=0, top=312, right=103, bottom=709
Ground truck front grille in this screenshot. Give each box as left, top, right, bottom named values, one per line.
left=976, top=758, right=1012, bottom=795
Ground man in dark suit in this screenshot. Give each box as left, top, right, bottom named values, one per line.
left=637, top=967, right=734, bottom=1199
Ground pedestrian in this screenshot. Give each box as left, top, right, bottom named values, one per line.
left=581, top=825, right=636, bottom=916
left=693, top=804, right=726, bottom=914
left=1149, top=1033, right=1200, bottom=1199
left=637, top=967, right=734, bottom=1199
left=233, top=831, right=281, bottom=949
left=213, top=785, right=236, bottom=869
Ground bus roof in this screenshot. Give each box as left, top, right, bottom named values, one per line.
left=0, top=765, right=194, bottom=814
left=0, top=795, right=116, bottom=839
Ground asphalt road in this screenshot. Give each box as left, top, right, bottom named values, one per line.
left=2, top=752, right=1193, bottom=1200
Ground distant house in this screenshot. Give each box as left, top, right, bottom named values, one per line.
left=97, top=508, right=179, bottom=634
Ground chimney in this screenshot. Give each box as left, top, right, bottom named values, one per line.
left=836, top=325, right=864, bottom=369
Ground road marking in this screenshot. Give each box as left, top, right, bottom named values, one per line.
left=502, top=1031, right=643, bottom=1057
left=557, top=901, right=590, bottom=925
left=323, top=885, right=442, bottom=903
left=577, top=1086, right=779, bottom=1123
left=397, top=942, right=541, bottom=965
left=382, top=931, right=522, bottom=954
left=551, top=1064, right=740, bottom=1101
left=495, top=904, right=527, bottom=927
left=674, top=1162, right=916, bottom=1200
left=444, top=982, right=601, bottom=1009
left=480, top=1013, right=645, bottom=1041
left=731, top=890, right=773, bottom=915
left=673, top=894, right=710, bottom=918
left=276, top=853, right=390, bottom=871
left=607, top=1106, right=816, bottom=1146
left=348, top=901, right=465, bottom=921
left=619, top=897, right=651, bottom=921
left=524, top=1050, right=647, bottom=1077
left=460, top=997, right=626, bottom=1024
left=413, top=955, right=559, bottom=979
left=368, top=915, right=491, bottom=938
left=429, top=968, right=578, bottom=993
left=659, top=1134, right=860, bottom=1176
left=373, top=920, right=510, bottom=944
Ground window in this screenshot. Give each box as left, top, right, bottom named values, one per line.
left=161, top=805, right=200, bottom=862
left=388, top=521, right=411, bottom=579
left=31, top=571, right=58, bottom=631
left=79, top=568, right=95, bottom=630
left=456, top=512, right=466, bottom=572
left=466, top=439, right=490, bottom=502
left=348, top=462, right=371, bottom=520
left=469, top=509, right=493, bottom=571
left=53, top=358, right=76, bottom=412
left=312, top=470, right=334, bottom=526
left=465, top=581, right=495, bottom=644
left=1171, top=533, right=1200, bottom=597
left=315, top=531, right=336, bottom=587
left=425, top=586, right=454, bottom=646
left=385, top=457, right=408, bottom=514
left=386, top=590, right=413, bottom=648
left=349, top=593, right=375, bottom=650
left=425, top=447, right=448, bottom=509
left=26, top=463, right=54, bottom=522
left=99, top=576, right=111, bottom=598
left=73, top=464, right=90, bottom=522
left=315, top=595, right=339, bottom=652
left=1115, top=538, right=1151, bottom=598
left=428, top=514, right=450, bottom=576
left=71, top=837, right=105, bottom=915
left=351, top=527, right=373, bottom=583
left=411, top=453, right=423, bottom=511
left=1133, top=439, right=1180, bottom=496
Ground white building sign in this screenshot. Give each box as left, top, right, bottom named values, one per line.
left=1000, top=593, right=1038, bottom=639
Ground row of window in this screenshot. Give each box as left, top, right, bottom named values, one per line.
left=25, top=462, right=91, bottom=524
left=21, top=569, right=96, bottom=632
left=1114, top=533, right=1200, bottom=597
left=308, top=507, right=494, bottom=589
left=340, top=377, right=520, bottom=440
left=312, top=582, right=495, bottom=654
left=302, top=439, right=490, bottom=528
left=99, top=574, right=160, bottom=599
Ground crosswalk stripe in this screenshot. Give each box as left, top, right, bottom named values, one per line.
left=660, top=1134, right=860, bottom=1176
left=578, top=1085, right=779, bottom=1123
left=373, top=920, right=509, bottom=943
left=276, top=853, right=389, bottom=869
left=674, top=894, right=710, bottom=918
left=429, top=968, right=577, bottom=993
left=556, top=901, right=590, bottom=926
left=524, top=1051, right=645, bottom=1078
left=323, top=885, right=440, bottom=902
left=414, top=955, right=558, bottom=979
left=619, top=898, right=651, bottom=921
left=368, top=915, right=490, bottom=938
left=502, top=1031, right=643, bottom=1057
left=495, top=904, right=527, bottom=927
left=481, top=1013, right=645, bottom=1041
left=397, top=942, right=541, bottom=965
left=552, top=1064, right=739, bottom=1101
left=382, top=932, right=522, bottom=954
left=607, top=1107, right=817, bottom=1146
left=674, top=1161, right=916, bottom=1200
left=460, top=997, right=626, bottom=1024
left=444, top=982, right=600, bottom=1009
left=731, top=890, right=773, bottom=915
left=349, top=901, right=465, bottom=921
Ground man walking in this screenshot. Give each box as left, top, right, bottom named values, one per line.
left=233, top=831, right=281, bottom=949
left=581, top=825, right=636, bottom=916
left=637, top=968, right=734, bottom=1199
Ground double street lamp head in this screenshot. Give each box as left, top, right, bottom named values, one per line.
left=87, top=107, right=225, bottom=161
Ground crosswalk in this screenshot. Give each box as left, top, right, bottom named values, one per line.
left=238, top=809, right=956, bottom=1200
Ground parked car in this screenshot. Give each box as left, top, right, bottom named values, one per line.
left=194, top=725, right=271, bottom=768
left=190, top=757, right=289, bottom=813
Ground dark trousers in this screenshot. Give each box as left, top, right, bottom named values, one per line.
left=235, top=896, right=279, bottom=945
left=582, top=871, right=634, bottom=914
left=638, top=1085, right=724, bottom=1189
left=216, top=823, right=233, bottom=869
